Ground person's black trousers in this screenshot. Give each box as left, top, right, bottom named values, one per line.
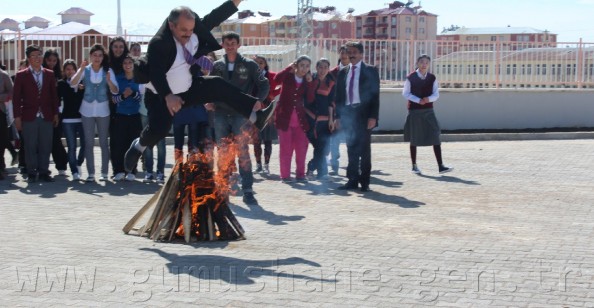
left=140, top=76, right=257, bottom=148
left=342, top=107, right=372, bottom=188
left=111, top=113, right=143, bottom=174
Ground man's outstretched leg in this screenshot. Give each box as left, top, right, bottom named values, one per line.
left=125, top=77, right=275, bottom=173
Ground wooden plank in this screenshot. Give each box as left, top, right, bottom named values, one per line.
left=122, top=191, right=159, bottom=234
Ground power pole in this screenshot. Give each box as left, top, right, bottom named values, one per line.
left=116, top=0, right=123, bottom=36
left=296, top=0, right=314, bottom=55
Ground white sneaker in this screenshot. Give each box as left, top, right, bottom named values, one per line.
left=125, top=173, right=135, bottom=181
left=58, top=170, right=66, bottom=176
left=85, top=175, right=95, bottom=182
left=113, top=172, right=125, bottom=181
left=99, top=174, right=108, bottom=181
left=263, top=164, right=270, bottom=174
left=412, top=164, right=422, bottom=174
left=156, top=173, right=165, bottom=184
left=72, top=173, right=81, bottom=181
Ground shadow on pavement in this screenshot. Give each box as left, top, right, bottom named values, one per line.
left=140, top=248, right=335, bottom=286
left=230, top=202, right=305, bottom=226
left=417, top=174, right=480, bottom=185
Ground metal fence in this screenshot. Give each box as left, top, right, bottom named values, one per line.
left=2, top=31, right=593, bottom=88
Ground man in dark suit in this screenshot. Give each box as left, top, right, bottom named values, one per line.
left=334, top=41, right=380, bottom=192
left=125, top=0, right=272, bottom=173
left=13, top=45, right=60, bottom=183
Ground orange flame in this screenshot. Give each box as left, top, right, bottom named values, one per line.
left=174, top=126, right=255, bottom=239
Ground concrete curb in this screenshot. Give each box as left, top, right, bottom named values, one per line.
left=85, top=132, right=594, bottom=146
left=371, top=132, right=594, bottom=143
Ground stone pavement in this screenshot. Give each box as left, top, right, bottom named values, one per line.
left=1, top=139, right=593, bottom=307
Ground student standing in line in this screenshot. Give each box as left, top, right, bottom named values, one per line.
left=305, top=58, right=335, bottom=181
left=402, top=54, right=453, bottom=175
left=70, top=44, right=119, bottom=182
left=110, top=55, right=142, bottom=182
left=252, top=55, right=280, bottom=175
left=274, top=56, right=312, bottom=183
left=42, top=49, right=68, bottom=176
left=58, top=59, right=85, bottom=181
left=13, top=45, right=61, bottom=183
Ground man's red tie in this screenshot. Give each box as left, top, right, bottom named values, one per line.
left=348, top=65, right=356, bottom=105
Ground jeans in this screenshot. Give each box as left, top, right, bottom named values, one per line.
left=307, top=121, right=331, bottom=178
left=62, top=122, right=85, bottom=174
left=81, top=116, right=110, bottom=176
left=328, top=130, right=343, bottom=172
left=141, top=114, right=165, bottom=174
left=213, top=112, right=253, bottom=192
left=174, top=121, right=206, bottom=151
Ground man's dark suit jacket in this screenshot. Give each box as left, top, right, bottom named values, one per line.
left=12, top=68, right=59, bottom=122
left=335, top=62, right=380, bottom=127
left=134, top=1, right=238, bottom=99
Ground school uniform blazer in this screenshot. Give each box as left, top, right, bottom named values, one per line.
left=273, top=66, right=311, bottom=132
left=12, top=68, right=59, bottom=122
left=135, top=0, right=238, bottom=99
left=335, top=62, right=380, bottom=128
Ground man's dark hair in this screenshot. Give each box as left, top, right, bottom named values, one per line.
left=168, top=6, right=195, bottom=25
left=345, top=41, right=364, bottom=54
left=222, top=31, right=241, bottom=44
left=25, top=45, right=42, bottom=58
left=416, top=54, right=431, bottom=62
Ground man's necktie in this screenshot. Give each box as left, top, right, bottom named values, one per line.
left=33, top=71, right=42, bottom=95
left=182, top=45, right=213, bottom=72
left=348, top=65, right=356, bottom=104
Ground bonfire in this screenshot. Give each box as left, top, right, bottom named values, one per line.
left=123, top=137, right=246, bottom=243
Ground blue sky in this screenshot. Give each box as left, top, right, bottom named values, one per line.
left=1, top=0, right=593, bottom=42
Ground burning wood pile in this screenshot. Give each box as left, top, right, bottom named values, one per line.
left=123, top=142, right=246, bottom=243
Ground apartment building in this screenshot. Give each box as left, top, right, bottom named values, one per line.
left=354, top=1, right=437, bottom=41
left=437, top=26, right=557, bottom=55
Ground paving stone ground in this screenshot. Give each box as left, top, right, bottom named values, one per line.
left=1, top=139, right=593, bottom=307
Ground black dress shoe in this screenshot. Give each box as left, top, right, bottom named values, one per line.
left=27, top=174, right=37, bottom=183
left=124, top=138, right=143, bottom=173
left=242, top=192, right=258, bottom=205
left=254, top=100, right=276, bottom=130
left=337, top=182, right=358, bottom=190
left=360, top=186, right=370, bottom=192
left=39, top=174, right=55, bottom=182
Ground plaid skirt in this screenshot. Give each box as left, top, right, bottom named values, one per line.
left=403, top=108, right=441, bottom=146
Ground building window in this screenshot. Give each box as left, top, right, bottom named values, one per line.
left=512, top=64, right=517, bottom=75
left=527, top=64, right=532, bottom=75
left=391, top=28, right=397, bottom=37
left=405, top=16, right=411, bottom=22
left=419, top=28, right=425, bottom=34
left=536, top=64, right=541, bottom=75
left=453, top=65, right=458, bottom=74
left=479, top=65, right=484, bottom=75
left=405, top=28, right=411, bottom=33
left=491, top=36, right=497, bottom=41
left=521, top=64, right=525, bottom=75
left=506, top=64, right=511, bottom=75
left=419, top=17, right=425, bottom=22
left=356, top=19, right=362, bottom=27
left=250, top=25, right=256, bottom=31
left=447, top=64, right=451, bottom=74
left=392, top=16, right=397, bottom=25
left=485, top=65, right=489, bottom=75
left=542, top=64, right=547, bottom=75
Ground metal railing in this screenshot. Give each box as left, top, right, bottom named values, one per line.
left=2, top=31, right=592, bottom=88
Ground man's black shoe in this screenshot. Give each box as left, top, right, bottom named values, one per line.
left=254, top=101, right=276, bottom=131
left=39, top=174, right=55, bottom=182
left=243, top=192, right=258, bottom=205
left=26, top=174, right=37, bottom=183
left=124, top=138, right=143, bottom=173
left=337, top=182, right=358, bottom=190
left=360, top=185, right=370, bottom=192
